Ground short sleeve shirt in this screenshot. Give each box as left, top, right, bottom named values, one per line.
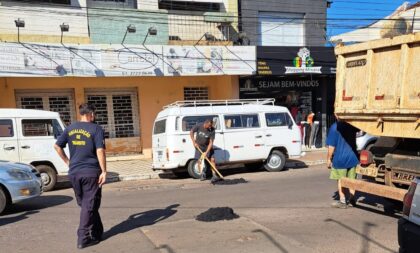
left=192, top=124, right=215, bottom=148
left=326, top=122, right=359, bottom=169
left=56, top=122, right=105, bottom=176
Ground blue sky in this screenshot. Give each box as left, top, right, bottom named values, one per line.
left=327, top=0, right=412, bottom=38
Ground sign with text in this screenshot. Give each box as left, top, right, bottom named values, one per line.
left=257, top=46, right=336, bottom=76
left=0, top=42, right=256, bottom=77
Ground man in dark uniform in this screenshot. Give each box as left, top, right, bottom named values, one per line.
left=54, top=103, right=107, bottom=249
left=190, top=119, right=219, bottom=182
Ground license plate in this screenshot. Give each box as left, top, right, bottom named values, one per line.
left=356, top=165, right=378, bottom=177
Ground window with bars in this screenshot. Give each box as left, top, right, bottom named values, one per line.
left=184, top=87, right=209, bottom=101
left=16, top=90, right=76, bottom=126
left=86, top=89, right=139, bottom=139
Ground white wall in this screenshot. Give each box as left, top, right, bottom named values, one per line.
left=0, top=1, right=89, bottom=38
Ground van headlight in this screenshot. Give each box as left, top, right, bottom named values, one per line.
left=7, top=169, right=32, bottom=180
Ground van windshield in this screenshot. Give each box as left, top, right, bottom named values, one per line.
left=154, top=119, right=166, bottom=135
left=182, top=115, right=219, bottom=131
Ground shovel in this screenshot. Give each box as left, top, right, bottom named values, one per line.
left=196, top=147, right=224, bottom=180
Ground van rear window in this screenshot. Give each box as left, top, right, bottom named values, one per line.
left=154, top=119, right=166, bottom=135
left=266, top=113, right=291, bottom=127
left=0, top=120, right=14, bottom=137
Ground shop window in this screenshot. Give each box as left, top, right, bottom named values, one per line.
left=0, top=120, right=14, bottom=137
left=86, top=89, right=140, bottom=139
left=184, top=87, right=209, bottom=101
left=182, top=115, right=219, bottom=131
left=224, top=114, right=260, bottom=129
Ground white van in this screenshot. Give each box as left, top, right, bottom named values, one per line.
left=152, top=99, right=302, bottom=178
left=0, top=109, right=69, bottom=191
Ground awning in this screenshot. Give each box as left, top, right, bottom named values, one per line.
left=256, top=46, right=336, bottom=76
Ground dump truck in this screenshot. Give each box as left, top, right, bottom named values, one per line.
left=334, top=32, right=420, bottom=201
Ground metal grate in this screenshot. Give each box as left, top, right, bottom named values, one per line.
left=184, top=87, right=209, bottom=101
left=87, top=95, right=110, bottom=138
left=85, top=89, right=140, bottom=139
left=15, top=90, right=76, bottom=126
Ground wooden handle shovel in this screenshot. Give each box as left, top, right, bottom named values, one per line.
left=196, top=147, right=224, bottom=179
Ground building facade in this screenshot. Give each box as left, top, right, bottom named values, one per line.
left=0, top=0, right=253, bottom=156
left=239, top=0, right=327, bottom=46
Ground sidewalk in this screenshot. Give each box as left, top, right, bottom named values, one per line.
left=106, top=149, right=328, bottom=183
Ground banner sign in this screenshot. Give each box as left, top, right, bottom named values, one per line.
left=257, top=46, right=336, bottom=76
left=0, top=42, right=256, bottom=77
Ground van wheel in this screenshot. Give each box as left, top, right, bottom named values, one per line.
left=187, top=160, right=202, bottom=179
left=0, top=188, right=7, bottom=214
left=36, top=165, right=57, bottom=192
left=264, top=150, right=286, bottom=172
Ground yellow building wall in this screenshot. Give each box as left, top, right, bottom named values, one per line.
left=0, top=76, right=239, bottom=157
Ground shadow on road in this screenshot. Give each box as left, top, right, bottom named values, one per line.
left=103, top=204, right=180, bottom=241
left=324, top=218, right=395, bottom=253
left=0, top=210, right=39, bottom=226
left=0, top=195, right=73, bottom=225
left=353, top=193, right=403, bottom=219
left=252, top=229, right=288, bottom=253
left=157, top=244, right=176, bottom=253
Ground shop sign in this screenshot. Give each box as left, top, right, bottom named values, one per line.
left=0, top=42, right=256, bottom=77
left=240, top=78, right=320, bottom=92
left=256, top=46, right=336, bottom=75
left=285, top=48, right=322, bottom=74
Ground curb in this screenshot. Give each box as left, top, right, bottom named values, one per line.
left=107, top=173, right=161, bottom=182
left=108, top=160, right=328, bottom=182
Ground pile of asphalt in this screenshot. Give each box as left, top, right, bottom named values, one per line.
left=211, top=178, right=248, bottom=185
left=196, top=207, right=240, bottom=222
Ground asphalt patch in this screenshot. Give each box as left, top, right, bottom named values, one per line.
left=211, top=178, right=248, bottom=185
left=196, top=207, right=240, bottom=222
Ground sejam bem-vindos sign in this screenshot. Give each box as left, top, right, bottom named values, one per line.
left=256, top=46, right=336, bottom=76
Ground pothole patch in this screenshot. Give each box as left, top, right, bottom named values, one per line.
left=211, top=178, right=248, bottom=185
left=196, top=207, right=240, bottom=222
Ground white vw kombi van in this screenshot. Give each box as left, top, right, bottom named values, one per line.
left=0, top=109, right=69, bottom=191
left=152, top=99, right=302, bottom=178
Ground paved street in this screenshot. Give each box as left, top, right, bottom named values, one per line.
left=1, top=164, right=401, bottom=253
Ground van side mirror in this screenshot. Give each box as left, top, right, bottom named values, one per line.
left=288, top=121, right=293, bottom=129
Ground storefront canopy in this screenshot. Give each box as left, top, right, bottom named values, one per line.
left=256, top=46, right=336, bottom=76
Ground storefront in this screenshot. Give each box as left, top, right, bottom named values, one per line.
left=240, top=46, right=336, bottom=148
left=0, top=42, right=256, bottom=157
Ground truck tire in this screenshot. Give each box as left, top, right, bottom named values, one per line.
left=36, top=165, right=57, bottom=192
left=264, top=150, right=286, bottom=172
left=0, top=188, right=7, bottom=214
left=187, top=160, right=201, bottom=179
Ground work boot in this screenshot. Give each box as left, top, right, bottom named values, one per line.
left=331, top=201, right=347, bottom=209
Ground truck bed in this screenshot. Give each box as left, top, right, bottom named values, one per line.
left=334, top=33, right=420, bottom=139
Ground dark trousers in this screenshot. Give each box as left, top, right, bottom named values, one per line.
left=69, top=174, right=103, bottom=244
